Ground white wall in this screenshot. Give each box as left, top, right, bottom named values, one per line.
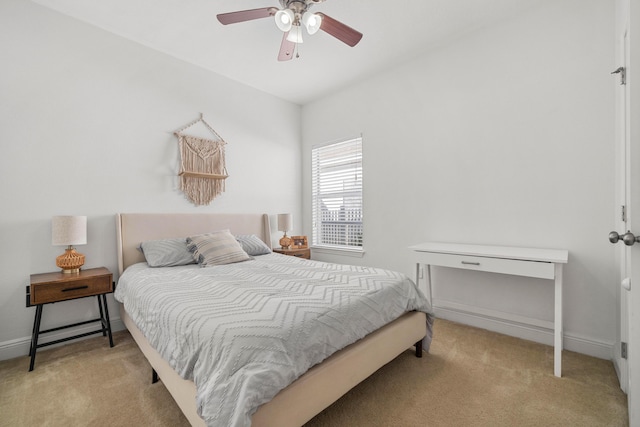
left=0, top=0, right=301, bottom=360
left=301, top=0, right=616, bottom=358
left=0, top=0, right=618, bottom=363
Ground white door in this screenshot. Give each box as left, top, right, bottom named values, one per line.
left=628, top=0, right=640, bottom=422
left=614, top=1, right=639, bottom=425
left=613, top=10, right=630, bottom=395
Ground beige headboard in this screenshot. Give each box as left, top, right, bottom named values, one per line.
left=116, top=213, right=272, bottom=275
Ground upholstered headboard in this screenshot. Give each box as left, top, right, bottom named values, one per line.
left=116, top=213, right=272, bottom=275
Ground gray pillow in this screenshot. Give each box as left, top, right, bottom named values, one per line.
left=139, top=238, right=195, bottom=267
left=187, top=230, right=251, bottom=266
left=235, top=234, right=272, bottom=256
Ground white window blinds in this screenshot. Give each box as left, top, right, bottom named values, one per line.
left=311, top=137, right=363, bottom=249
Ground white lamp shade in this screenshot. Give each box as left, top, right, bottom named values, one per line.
left=286, top=25, right=304, bottom=43
left=302, top=12, right=322, bottom=35
left=277, top=213, right=293, bottom=232
left=52, top=216, right=87, bottom=246
left=275, top=9, right=294, bottom=32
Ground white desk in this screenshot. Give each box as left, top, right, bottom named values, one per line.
left=409, top=242, right=568, bottom=377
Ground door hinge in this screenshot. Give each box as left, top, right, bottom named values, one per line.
left=612, top=67, right=626, bottom=85
left=622, top=342, right=628, bottom=359
left=622, top=205, right=627, bottom=222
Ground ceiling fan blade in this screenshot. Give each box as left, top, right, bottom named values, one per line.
left=217, top=7, right=277, bottom=25
left=316, top=13, right=363, bottom=47
left=278, top=32, right=295, bottom=61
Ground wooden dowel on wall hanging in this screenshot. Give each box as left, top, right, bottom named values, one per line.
left=178, top=171, right=228, bottom=180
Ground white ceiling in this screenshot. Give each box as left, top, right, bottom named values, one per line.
left=32, top=0, right=549, bottom=105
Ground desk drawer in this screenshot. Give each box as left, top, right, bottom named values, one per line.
left=31, top=275, right=112, bottom=305
left=419, top=252, right=555, bottom=280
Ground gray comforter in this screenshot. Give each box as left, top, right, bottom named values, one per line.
left=114, top=253, right=432, bottom=426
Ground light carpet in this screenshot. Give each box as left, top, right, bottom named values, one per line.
left=0, top=319, right=628, bottom=426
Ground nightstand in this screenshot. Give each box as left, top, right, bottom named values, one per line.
left=26, top=267, right=114, bottom=371
left=273, top=247, right=311, bottom=259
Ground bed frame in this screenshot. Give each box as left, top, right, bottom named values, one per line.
left=116, top=212, right=427, bottom=427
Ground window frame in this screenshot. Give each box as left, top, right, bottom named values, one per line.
left=311, top=136, right=364, bottom=254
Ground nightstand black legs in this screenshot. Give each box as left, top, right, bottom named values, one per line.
left=28, top=295, right=114, bottom=371
left=99, top=294, right=114, bottom=347
left=28, top=305, right=44, bottom=371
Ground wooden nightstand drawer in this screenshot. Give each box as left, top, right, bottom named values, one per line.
left=29, top=267, right=113, bottom=305
left=273, top=247, right=311, bottom=259
left=291, top=249, right=310, bottom=259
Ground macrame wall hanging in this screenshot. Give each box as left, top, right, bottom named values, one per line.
left=174, top=114, right=229, bottom=206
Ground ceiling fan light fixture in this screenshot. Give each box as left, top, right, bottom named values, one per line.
left=275, top=9, right=294, bottom=32
left=286, top=24, right=304, bottom=43
left=302, top=12, right=322, bottom=35
left=217, top=1, right=363, bottom=59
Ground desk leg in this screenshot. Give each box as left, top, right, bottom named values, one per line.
left=415, top=263, right=433, bottom=309
left=554, top=263, right=563, bottom=377
left=29, top=305, right=43, bottom=372
left=426, top=265, right=433, bottom=309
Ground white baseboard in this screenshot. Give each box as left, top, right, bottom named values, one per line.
left=434, top=301, right=613, bottom=361
left=3, top=305, right=613, bottom=364
left=0, top=317, right=125, bottom=362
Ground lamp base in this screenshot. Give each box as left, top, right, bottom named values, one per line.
left=56, top=247, right=85, bottom=274
left=279, top=234, right=292, bottom=249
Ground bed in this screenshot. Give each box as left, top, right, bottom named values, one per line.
left=115, top=212, right=432, bottom=427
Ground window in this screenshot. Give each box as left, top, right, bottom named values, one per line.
left=311, top=137, right=363, bottom=250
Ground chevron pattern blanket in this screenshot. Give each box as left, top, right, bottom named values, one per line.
left=115, top=253, right=431, bottom=426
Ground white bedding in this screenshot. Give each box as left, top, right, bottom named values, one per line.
left=114, top=253, right=432, bottom=427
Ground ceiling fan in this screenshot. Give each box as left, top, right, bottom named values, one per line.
left=217, top=0, right=363, bottom=61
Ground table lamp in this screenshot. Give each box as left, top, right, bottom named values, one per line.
left=277, top=213, right=292, bottom=249
left=52, top=215, right=87, bottom=273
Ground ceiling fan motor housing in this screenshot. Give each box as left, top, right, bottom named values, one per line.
left=280, top=0, right=325, bottom=9
left=282, top=1, right=311, bottom=18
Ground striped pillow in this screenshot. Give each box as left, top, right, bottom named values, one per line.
left=139, top=238, right=195, bottom=267
left=235, top=234, right=272, bottom=256
left=187, top=230, right=251, bottom=266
